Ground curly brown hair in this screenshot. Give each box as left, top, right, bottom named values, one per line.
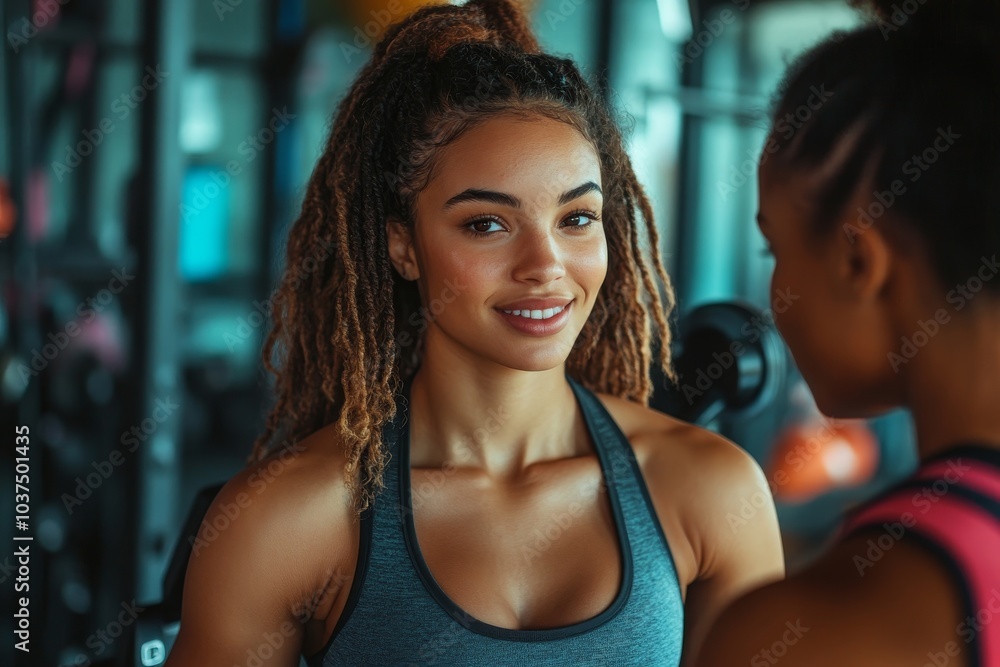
left=249, top=0, right=677, bottom=515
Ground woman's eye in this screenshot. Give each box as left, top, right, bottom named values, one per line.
left=564, top=211, right=600, bottom=227
left=465, top=218, right=504, bottom=236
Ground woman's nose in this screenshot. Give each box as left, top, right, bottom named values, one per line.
left=511, top=227, right=567, bottom=284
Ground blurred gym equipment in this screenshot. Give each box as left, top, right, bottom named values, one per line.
left=652, top=301, right=787, bottom=426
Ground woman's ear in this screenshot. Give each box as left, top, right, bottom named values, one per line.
left=834, top=204, right=893, bottom=303
left=386, top=216, right=420, bottom=281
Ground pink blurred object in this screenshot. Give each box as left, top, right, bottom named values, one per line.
left=28, top=169, right=48, bottom=241
left=65, top=43, right=96, bottom=99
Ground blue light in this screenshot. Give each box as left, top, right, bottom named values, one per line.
left=178, top=165, right=229, bottom=281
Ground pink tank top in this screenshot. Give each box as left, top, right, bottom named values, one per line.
left=840, top=445, right=1000, bottom=667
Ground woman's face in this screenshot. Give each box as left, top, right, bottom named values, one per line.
left=390, top=112, right=608, bottom=372
left=756, top=159, right=899, bottom=418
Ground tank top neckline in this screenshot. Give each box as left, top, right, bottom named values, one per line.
left=395, top=371, right=636, bottom=642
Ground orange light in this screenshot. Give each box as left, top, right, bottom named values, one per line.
left=344, top=1, right=536, bottom=42
left=345, top=0, right=450, bottom=41
left=0, top=178, right=15, bottom=239
left=767, top=420, right=879, bottom=504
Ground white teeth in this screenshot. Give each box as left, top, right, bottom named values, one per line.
left=501, top=305, right=566, bottom=320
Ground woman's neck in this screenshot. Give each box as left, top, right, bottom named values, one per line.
left=903, top=309, right=1000, bottom=461
left=407, top=356, right=583, bottom=480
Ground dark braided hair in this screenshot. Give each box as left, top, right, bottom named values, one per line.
left=766, top=0, right=1000, bottom=290
left=250, top=0, right=676, bottom=515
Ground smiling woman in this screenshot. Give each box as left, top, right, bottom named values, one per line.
left=387, top=113, right=608, bottom=367
left=164, top=2, right=784, bottom=666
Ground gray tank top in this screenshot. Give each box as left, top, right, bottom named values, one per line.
left=306, top=374, right=685, bottom=666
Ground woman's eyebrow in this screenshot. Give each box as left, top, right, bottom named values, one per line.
left=559, top=181, right=602, bottom=205
left=442, top=189, right=521, bottom=210
left=441, top=181, right=603, bottom=211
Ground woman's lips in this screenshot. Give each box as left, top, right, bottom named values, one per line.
left=495, top=300, right=573, bottom=336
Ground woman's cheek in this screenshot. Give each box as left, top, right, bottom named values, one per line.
left=577, top=234, right=609, bottom=290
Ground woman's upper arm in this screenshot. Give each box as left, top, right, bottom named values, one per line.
left=639, top=428, right=785, bottom=665
left=647, top=429, right=785, bottom=667
left=165, top=444, right=351, bottom=667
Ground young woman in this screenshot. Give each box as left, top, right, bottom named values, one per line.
left=165, top=2, right=783, bottom=665
left=696, top=1, right=1000, bottom=665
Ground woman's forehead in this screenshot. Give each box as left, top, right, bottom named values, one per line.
left=420, top=116, right=602, bottom=209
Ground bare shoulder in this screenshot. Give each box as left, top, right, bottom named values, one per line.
left=167, top=422, right=359, bottom=665
left=206, top=423, right=359, bottom=614
left=696, top=529, right=968, bottom=667
left=594, top=392, right=769, bottom=503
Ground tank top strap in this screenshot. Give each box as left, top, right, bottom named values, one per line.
left=566, top=375, right=638, bottom=493
left=839, top=447, right=1000, bottom=667
left=916, top=445, right=1000, bottom=502
left=566, top=375, right=684, bottom=589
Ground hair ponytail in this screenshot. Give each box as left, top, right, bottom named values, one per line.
left=470, top=0, right=541, bottom=53
left=373, top=0, right=537, bottom=63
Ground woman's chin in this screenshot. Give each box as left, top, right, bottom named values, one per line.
left=489, top=347, right=575, bottom=374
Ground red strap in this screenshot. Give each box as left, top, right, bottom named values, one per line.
left=841, top=468, right=1000, bottom=667
left=914, top=458, right=1000, bottom=499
